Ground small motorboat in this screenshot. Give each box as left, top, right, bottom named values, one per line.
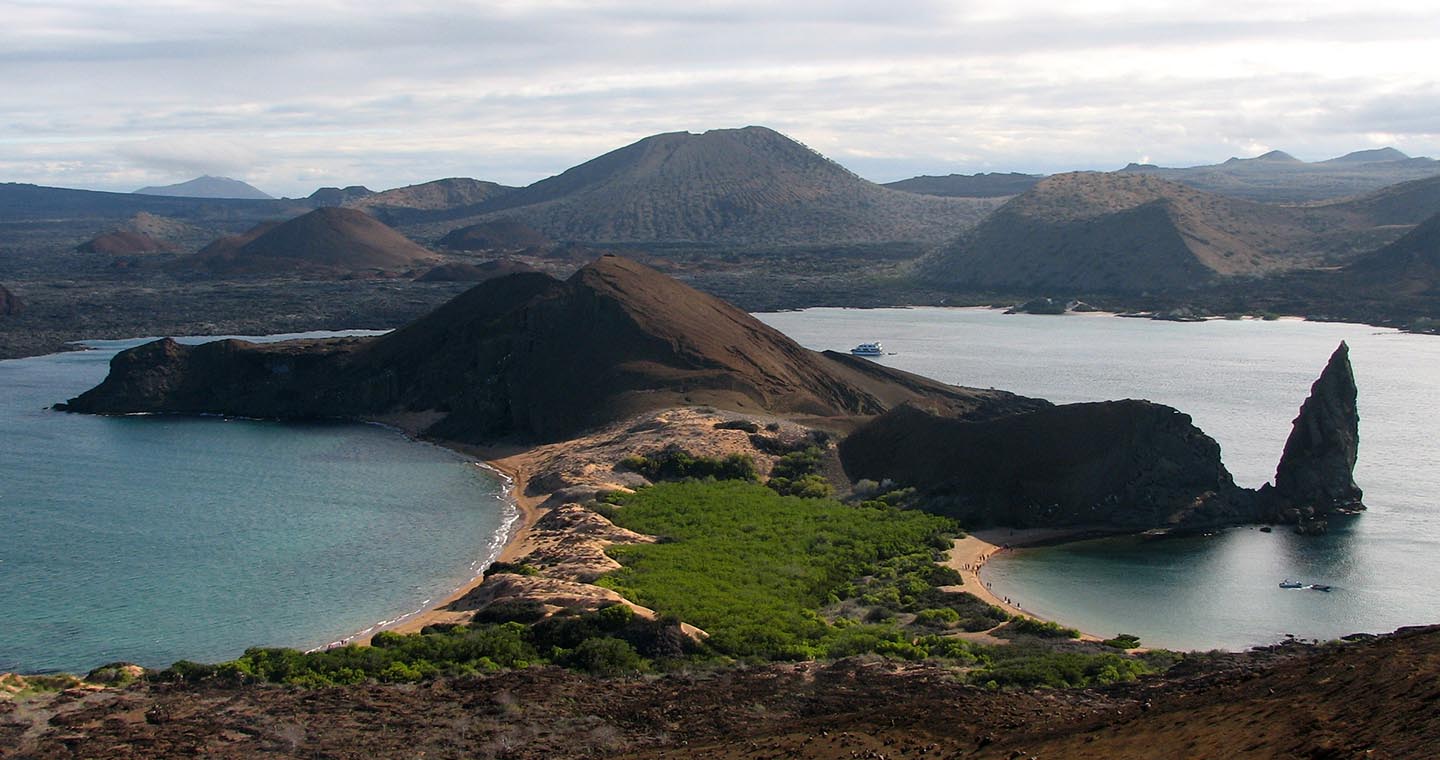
left=850, top=342, right=884, bottom=356
left=1279, top=579, right=1304, bottom=589
left=1308, top=584, right=1332, bottom=592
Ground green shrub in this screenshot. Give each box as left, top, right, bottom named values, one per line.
left=1005, top=617, right=1082, bottom=639
left=1102, top=633, right=1142, bottom=650
left=558, top=637, right=649, bottom=676
left=914, top=607, right=962, bottom=627
left=484, top=561, right=540, bottom=577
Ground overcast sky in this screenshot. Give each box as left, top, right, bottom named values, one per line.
left=3, top=0, right=1438, bottom=197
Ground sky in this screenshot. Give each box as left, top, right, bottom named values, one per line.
left=3, top=0, right=1439, bottom=198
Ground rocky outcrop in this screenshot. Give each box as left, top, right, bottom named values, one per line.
left=839, top=401, right=1251, bottom=529
left=61, top=256, right=1043, bottom=441
left=840, top=344, right=1364, bottom=533
left=0, top=284, right=21, bottom=316
left=1267, top=342, right=1364, bottom=524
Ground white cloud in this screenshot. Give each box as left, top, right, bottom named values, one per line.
left=0, top=0, right=1437, bottom=195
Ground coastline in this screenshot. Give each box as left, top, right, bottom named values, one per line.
left=355, top=442, right=548, bottom=641
left=945, top=527, right=1111, bottom=643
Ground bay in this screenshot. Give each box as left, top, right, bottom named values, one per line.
left=757, top=308, right=1440, bottom=650
left=0, top=332, right=514, bottom=674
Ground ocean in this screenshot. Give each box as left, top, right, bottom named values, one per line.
left=0, top=332, right=513, bottom=674
left=757, top=308, right=1440, bottom=650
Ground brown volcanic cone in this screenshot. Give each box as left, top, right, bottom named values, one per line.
left=64, top=256, right=1043, bottom=441
left=413, top=259, right=537, bottom=282
left=926, top=172, right=1364, bottom=293
left=76, top=229, right=174, bottom=255
left=448, top=126, right=998, bottom=245
left=183, top=207, right=434, bottom=275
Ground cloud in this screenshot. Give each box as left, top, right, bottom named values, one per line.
left=1, top=0, right=1438, bottom=194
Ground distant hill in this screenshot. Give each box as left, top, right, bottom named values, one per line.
left=1118, top=147, right=1440, bottom=202
left=883, top=172, right=1043, bottom=198
left=1346, top=211, right=1440, bottom=297
left=924, top=172, right=1373, bottom=292
left=134, top=176, right=274, bottom=200
left=181, top=207, right=434, bottom=275
left=437, top=218, right=552, bottom=251
left=345, top=178, right=516, bottom=226
left=307, top=186, right=375, bottom=206
left=435, top=127, right=1000, bottom=245
left=75, top=212, right=209, bottom=254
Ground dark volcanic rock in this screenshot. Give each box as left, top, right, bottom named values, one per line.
left=0, top=283, right=22, bottom=316
left=437, top=218, right=552, bottom=251
left=839, top=401, right=1249, bottom=529
left=63, top=256, right=1042, bottom=442
left=1270, top=341, right=1364, bottom=516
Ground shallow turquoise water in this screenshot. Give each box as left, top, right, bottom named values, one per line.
left=0, top=333, right=513, bottom=673
left=758, top=309, right=1440, bottom=650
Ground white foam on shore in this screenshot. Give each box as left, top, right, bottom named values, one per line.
left=307, top=461, right=520, bottom=652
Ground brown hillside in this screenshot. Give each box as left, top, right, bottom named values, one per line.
left=75, top=229, right=173, bottom=255
left=1346, top=210, right=1440, bottom=296
left=182, top=207, right=434, bottom=275
left=437, top=126, right=1000, bottom=245
left=63, top=256, right=1044, bottom=440
left=6, top=626, right=1437, bottom=758
left=927, top=172, right=1398, bottom=293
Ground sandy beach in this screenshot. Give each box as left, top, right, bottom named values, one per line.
left=945, top=527, right=1109, bottom=642
left=367, top=444, right=549, bottom=639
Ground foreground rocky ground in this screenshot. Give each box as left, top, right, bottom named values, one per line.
left=3, top=625, right=1437, bottom=759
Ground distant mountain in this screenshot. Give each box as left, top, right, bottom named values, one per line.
left=1118, top=147, right=1440, bottom=202
left=924, top=172, right=1409, bottom=293
left=883, top=172, right=1043, bottom=198
left=436, top=126, right=1000, bottom=245
left=0, top=183, right=299, bottom=224
left=75, top=212, right=210, bottom=255
left=134, top=176, right=274, bottom=200
left=437, top=218, right=552, bottom=251
left=181, top=207, right=434, bottom=275
left=1322, top=147, right=1411, bottom=164
left=307, top=185, right=375, bottom=206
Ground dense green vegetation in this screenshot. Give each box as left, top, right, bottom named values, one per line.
left=594, top=480, right=952, bottom=659
left=1004, top=617, right=1083, bottom=639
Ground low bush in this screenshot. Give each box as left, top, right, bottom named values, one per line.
left=620, top=449, right=758, bottom=482
left=1103, top=633, right=1143, bottom=650
left=1004, top=617, right=1082, bottom=639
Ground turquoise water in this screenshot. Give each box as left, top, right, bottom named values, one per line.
left=0, top=332, right=514, bottom=674
left=758, top=308, right=1440, bottom=650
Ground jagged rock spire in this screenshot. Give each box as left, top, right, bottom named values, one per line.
left=1272, top=341, right=1364, bottom=517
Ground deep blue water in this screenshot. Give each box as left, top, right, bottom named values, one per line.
left=0, top=332, right=514, bottom=673
left=758, top=308, right=1440, bottom=650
